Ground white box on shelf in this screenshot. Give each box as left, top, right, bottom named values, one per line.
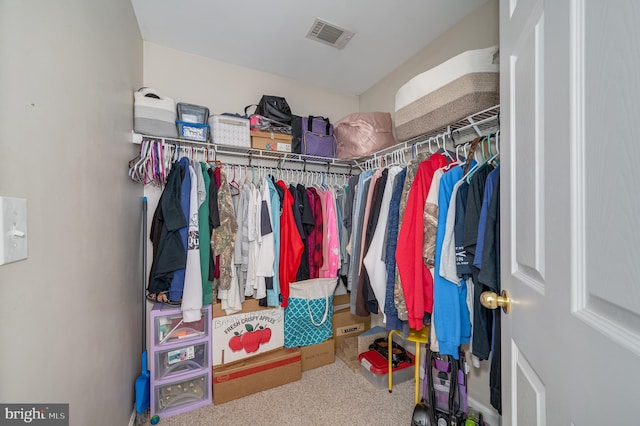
left=209, top=115, right=251, bottom=148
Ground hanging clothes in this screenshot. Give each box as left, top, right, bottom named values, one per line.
left=168, top=157, right=192, bottom=301
left=393, top=151, right=429, bottom=321
left=199, top=163, right=212, bottom=306
left=359, top=168, right=388, bottom=315
left=347, top=171, right=373, bottom=302
left=255, top=176, right=275, bottom=304
left=320, top=187, right=340, bottom=279
left=423, top=167, right=444, bottom=351
left=264, top=177, right=282, bottom=307
left=306, top=187, right=323, bottom=279
left=295, top=184, right=314, bottom=281
left=478, top=175, right=501, bottom=413
left=207, top=167, right=221, bottom=283
left=363, top=165, right=403, bottom=320
left=440, top=178, right=468, bottom=284
left=383, top=168, right=407, bottom=331
left=432, top=165, right=471, bottom=359
left=181, top=163, right=204, bottom=322
left=148, top=161, right=187, bottom=299
left=244, top=181, right=261, bottom=298
left=461, top=163, right=494, bottom=365
left=396, top=152, right=447, bottom=330
left=335, top=185, right=350, bottom=282
left=213, top=170, right=239, bottom=307
left=233, top=181, right=252, bottom=298
left=277, top=180, right=304, bottom=308
left=350, top=169, right=377, bottom=316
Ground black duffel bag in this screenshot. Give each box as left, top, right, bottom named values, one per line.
left=251, top=95, right=293, bottom=125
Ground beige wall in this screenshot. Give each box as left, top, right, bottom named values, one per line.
left=360, top=0, right=499, bottom=414
left=0, top=1, right=143, bottom=425
left=360, top=0, right=499, bottom=117
left=141, top=42, right=361, bottom=219
left=143, top=42, right=359, bottom=124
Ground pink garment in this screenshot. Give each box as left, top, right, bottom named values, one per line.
left=317, top=188, right=328, bottom=274
left=320, top=188, right=339, bottom=278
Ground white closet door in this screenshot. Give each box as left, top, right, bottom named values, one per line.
left=500, top=0, right=640, bottom=424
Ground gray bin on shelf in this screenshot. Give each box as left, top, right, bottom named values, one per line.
left=134, top=87, right=179, bottom=138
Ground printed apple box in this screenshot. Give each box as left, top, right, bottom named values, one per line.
left=212, top=308, right=284, bottom=365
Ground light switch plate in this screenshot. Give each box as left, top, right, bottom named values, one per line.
left=0, top=197, right=28, bottom=266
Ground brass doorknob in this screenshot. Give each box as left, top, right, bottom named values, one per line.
left=480, top=290, right=512, bottom=314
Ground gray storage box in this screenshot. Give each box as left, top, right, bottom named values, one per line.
left=134, top=87, right=178, bottom=138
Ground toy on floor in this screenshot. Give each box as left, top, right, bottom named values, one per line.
left=150, top=414, right=160, bottom=425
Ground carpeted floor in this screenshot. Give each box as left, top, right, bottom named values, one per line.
left=147, top=355, right=416, bottom=426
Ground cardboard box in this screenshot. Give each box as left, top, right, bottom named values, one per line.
left=250, top=130, right=292, bottom=153
left=212, top=347, right=302, bottom=404
left=212, top=298, right=269, bottom=318
left=300, top=338, right=335, bottom=371
left=212, top=299, right=284, bottom=366
left=332, top=307, right=371, bottom=349
left=357, top=326, right=389, bottom=356
left=335, top=335, right=361, bottom=373
left=333, top=293, right=351, bottom=310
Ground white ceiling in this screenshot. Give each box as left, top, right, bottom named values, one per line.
left=131, top=0, right=488, bottom=96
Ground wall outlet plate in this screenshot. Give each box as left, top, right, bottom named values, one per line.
left=0, top=196, right=28, bottom=266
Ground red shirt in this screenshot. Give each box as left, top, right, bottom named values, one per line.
left=396, top=153, right=448, bottom=329
left=277, top=180, right=304, bottom=307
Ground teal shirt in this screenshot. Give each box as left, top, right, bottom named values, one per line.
left=266, top=177, right=281, bottom=307
left=199, top=162, right=212, bottom=305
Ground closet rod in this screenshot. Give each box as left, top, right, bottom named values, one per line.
left=217, top=161, right=354, bottom=178
left=134, top=133, right=356, bottom=170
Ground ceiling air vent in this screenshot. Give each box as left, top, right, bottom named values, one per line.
left=306, top=18, right=355, bottom=50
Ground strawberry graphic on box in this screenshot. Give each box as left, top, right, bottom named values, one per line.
left=227, top=324, right=272, bottom=353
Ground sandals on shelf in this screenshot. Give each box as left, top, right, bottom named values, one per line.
left=146, top=292, right=182, bottom=306
left=368, top=337, right=413, bottom=368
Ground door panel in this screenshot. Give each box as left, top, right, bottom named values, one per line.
left=570, top=0, right=640, bottom=356
left=511, top=9, right=545, bottom=290
left=513, top=342, right=545, bottom=426
left=502, top=0, right=640, bottom=424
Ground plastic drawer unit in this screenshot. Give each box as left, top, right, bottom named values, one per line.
left=154, top=373, right=211, bottom=417
left=154, top=341, right=209, bottom=381
left=150, top=304, right=212, bottom=419
left=152, top=306, right=208, bottom=347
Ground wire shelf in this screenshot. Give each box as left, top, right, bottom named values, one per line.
left=133, top=133, right=355, bottom=170
left=132, top=104, right=500, bottom=174
left=353, top=104, right=500, bottom=170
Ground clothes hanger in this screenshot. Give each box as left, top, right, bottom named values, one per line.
left=150, top=142, right=161, bottom=186
left=486, top=131, right=500, bottom=168
left=128, top=139, right=148, bottom=184
left=141, top=140, right=159, bottom=185
left=229, top=165, right=241, bottom=196
left=441, top=133, right=456, bottom=164
left=462, top=135, right=493, bottom=183
left=243, top=165, right=251, bottom=185
left=437, top=133, right=458, bottom=172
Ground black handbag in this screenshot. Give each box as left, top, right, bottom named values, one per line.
left=255, top=95, right=292, bottom=125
